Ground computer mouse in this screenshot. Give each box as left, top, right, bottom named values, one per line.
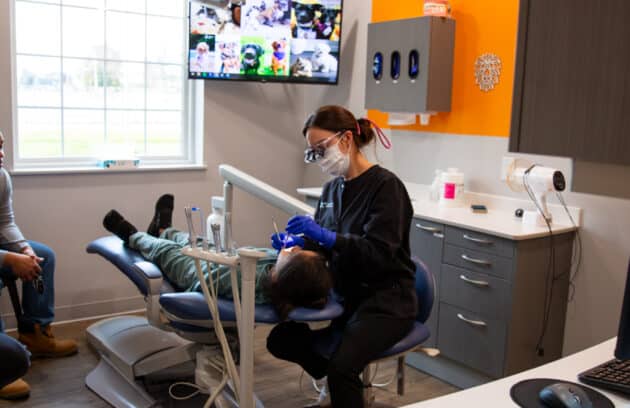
left=539, top=382, right=593, bottom=408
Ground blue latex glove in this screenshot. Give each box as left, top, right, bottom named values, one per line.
left=270, top=232, right=304, bottom=251
left=286, top=215, right=336, bottom=249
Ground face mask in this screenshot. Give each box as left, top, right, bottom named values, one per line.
left=317, top=138, right=350, bottom=177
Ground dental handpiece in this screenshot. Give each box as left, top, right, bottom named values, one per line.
left=211, top=223, right=223, bottom=253
left=184, top=207, right=196, bottom=247
left=192, top=207, right=208, bottom=250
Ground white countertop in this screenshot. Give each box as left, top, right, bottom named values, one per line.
left=297, top=183, right=581, bottom=241
left=402, top=338, right=628, bottom=407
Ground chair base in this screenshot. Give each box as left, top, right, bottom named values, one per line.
left=86, top=315, right=199, bottom=407
left=86, top=358, right=156, bottom=408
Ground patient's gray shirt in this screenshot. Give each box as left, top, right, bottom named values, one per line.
left=0, top=168, right=27, bottom=266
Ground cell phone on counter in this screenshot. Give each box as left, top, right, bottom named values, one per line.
left=471, top=204, right=488, bottom=214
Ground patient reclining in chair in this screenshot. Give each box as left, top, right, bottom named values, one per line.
left=102, top=194, right=332, bottom=319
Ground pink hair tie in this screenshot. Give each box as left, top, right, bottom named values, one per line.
left=360, top=118, right=392, bottom=150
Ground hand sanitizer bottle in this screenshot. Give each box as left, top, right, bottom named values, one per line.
left=430, top=170, right=442, bottom=202
left=206, top=196, right=225, bottom=248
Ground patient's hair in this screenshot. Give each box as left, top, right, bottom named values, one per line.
left=261, top=250, right=333, bottom=320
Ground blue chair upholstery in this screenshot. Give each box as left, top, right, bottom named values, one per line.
left=87, top=236, right=343, bottom=327
left=87, top=236, right=176, bottom=296
left=160, top=292, right=343, bottom=324
left=312, top=257, right=435, bottom=359
left=373, top=257, right=435, bottom=359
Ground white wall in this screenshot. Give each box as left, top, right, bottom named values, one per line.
left=0, top=0, right=371, bottom=326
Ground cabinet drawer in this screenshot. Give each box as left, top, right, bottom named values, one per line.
left=437, top=303, right=506, bottom=378
left=411, top=218, right=445, bottom=238
left=445, top=226, right=514, bottom=258
left=443, top=244, right=514, bottom=281
left=440, top=265, right=511, bottom=320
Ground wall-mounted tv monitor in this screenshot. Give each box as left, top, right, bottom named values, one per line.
left=188, top=0, right=343, bottom=84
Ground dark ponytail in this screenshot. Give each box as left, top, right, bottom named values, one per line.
left=302, top=105, right=376, bottom=149
left=356, top=118, right=376, bottom=149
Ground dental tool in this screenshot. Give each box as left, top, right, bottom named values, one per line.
left=211, top=223, right=223, bottom=253
left=192, top=207, right=209, bottom=250
left=185, top=207, right=196, bottom=247
left=272, top=218, right=282, bottom=247
left=185, top=206, right=209, bottom=249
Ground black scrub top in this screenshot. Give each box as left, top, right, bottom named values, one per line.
left=308, top=165, right=418, bottom=320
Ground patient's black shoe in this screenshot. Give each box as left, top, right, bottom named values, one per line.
left=147, top=194, right=174, bottom=237
left=103, top=210, right=138, bottom=244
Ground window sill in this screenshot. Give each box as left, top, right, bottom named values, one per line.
left=10, top=163, right=208, bottom=176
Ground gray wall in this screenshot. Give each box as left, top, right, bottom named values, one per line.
left=0, top=0, right=371, bottom=325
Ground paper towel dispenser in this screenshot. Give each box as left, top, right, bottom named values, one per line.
left=365, top=16, right=455, bottom=117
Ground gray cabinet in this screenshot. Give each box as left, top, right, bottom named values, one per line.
left=409, top=217, right=574, bottom=387
left=409, top=219, right=445, bottom=348
left=510, top=0, right=630, bottom=165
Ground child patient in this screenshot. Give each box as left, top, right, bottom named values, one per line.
left=103, top=194, right=332, bottom=319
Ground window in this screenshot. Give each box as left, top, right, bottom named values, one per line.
left=12, top=0, right=202, bottom=170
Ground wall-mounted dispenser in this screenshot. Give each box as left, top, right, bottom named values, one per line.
left=365, top=16, right=455, bottom=126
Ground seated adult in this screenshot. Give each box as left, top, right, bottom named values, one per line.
left=0, top=333, right=29, bottom=400
left=102, top=194, right=333, bottom=319
left=0, top=130, right=77, bottom=400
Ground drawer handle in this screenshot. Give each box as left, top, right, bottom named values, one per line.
left=416, top=223, right=441, bottom=233
left=461, top=254, right=492, bottom=266
left=460, top=274, right=489, bottom=287
left=457, top=313, right=487, bottom=327
left=463, top=234, right=493, bottom=245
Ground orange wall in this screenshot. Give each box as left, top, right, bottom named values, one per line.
left=368, top=0, right=519, bottom=137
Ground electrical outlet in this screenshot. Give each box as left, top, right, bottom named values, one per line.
left=500, top=156, right=516, bottom=181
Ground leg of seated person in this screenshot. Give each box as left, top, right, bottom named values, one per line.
left=326, top=315, right=413, bottom=408
left=17, top=241, right=78, bottom=358
left=0, top=332, right=30, bottom=399
left=266, top=321, right=329, bottom=380
left=160, top=227, right=191, bottom=247
left=129, top=231, right=203, bottom=291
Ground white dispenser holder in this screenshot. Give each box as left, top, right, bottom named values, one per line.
left=419, top=112, right=433, bottom=126
left=387, top=112, right=417, bottom=126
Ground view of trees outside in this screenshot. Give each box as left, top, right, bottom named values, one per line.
left=14, top=0, right=186, bottom=160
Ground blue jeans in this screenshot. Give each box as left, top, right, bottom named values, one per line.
left=0, top=241, right=55, bottom=333
left=0, top=333, right=30, bottom=388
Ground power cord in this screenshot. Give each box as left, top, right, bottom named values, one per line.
left=555, top=191, right=583, bottom=302
left=168, top=381, right=205, bottom=401
left=523, top=166, right=555, bottom=357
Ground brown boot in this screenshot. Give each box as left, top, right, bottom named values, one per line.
left=0, top=379, right=30, bottom=400
left=18, top=324, right=78, bottom=358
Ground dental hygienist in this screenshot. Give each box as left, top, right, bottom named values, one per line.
left=266, top=105, right=417, bottom=407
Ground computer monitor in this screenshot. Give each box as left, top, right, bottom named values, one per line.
left=615, top=259, right=630, bottom=360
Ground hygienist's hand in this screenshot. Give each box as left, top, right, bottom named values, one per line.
left=286, top=215, right=336, bottom=249
left=3, top=252, right=42, bottom=281
left=270, top=232, right=304, bottom=251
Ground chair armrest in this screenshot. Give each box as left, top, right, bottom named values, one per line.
left=133, top=261, right=164, bottom=296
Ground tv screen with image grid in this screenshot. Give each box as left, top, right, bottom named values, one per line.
left=188, top=0, right=342, bottom=84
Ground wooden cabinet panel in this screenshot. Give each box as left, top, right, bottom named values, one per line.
left=510, top=0, right=630, bottom=164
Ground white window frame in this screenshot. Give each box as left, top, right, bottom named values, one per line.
left=8, top=0, right=204, bottom=174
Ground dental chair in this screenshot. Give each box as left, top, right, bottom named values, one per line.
left=85, top=164, right=344, bottom=408
left=310, top=258, right=436, bottom=407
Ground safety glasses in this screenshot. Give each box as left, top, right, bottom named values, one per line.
left=303, top=131, right=343, bottom=163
